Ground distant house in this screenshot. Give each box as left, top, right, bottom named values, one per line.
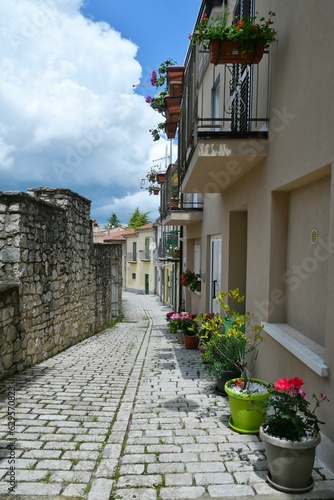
left=103, top=227, right=136, bottom=289
left=123, top=223, right=157, bottom=295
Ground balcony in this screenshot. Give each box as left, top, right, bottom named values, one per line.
left=179, top=45, right=270, bottom=193
left=159, top=163, right=203, bottom=226
left=158, top=229, right=180, bottom=260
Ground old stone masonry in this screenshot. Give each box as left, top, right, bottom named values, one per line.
left=0, top=292, right=333, bottom=500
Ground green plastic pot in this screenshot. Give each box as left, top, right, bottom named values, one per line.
left=224, top=378, right=270, bottom=434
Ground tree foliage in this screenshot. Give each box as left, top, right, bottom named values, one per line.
left=107, top=213, right=121, bottom=228
left=127, top=207, right=150, bottom=228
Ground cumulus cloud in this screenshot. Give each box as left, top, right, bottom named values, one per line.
left=0, top=0, right=171, bottom=222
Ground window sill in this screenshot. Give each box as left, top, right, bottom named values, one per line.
left=262, top=322, right=329, bottom=377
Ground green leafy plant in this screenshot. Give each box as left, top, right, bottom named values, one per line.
left=199, top=289, right=265, bottom=390
left=201, top=331, right=244, bottom=377
left=190, top=9, right=277, bottom=50
left=259, top=377, right=329, bottom=441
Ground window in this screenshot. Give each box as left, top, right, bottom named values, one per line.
left=145, top=237, right=150, bottom=260
left=132, top=242, right=137, bottom=262
left=131, top=273, right=136, bottom=280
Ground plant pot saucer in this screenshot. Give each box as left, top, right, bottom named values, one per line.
left=228, top=416, right=259, bottom=435
left=267, top=471, right=314, bottom=494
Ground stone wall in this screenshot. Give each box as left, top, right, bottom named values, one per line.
left=0, top=187, right=122, bottom=379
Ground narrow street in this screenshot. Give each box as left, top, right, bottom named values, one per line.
left=0, top=292, right=333, bottom=500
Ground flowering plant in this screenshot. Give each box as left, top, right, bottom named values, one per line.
left=146, top=58, right=177, bottom=141
left=180, top=269, right=199, bottom=291
left=260, top=377, right=329, bottom=441
left=169, top=311, right=197, bottom=334
left=190, top=9, right=277, bottom=50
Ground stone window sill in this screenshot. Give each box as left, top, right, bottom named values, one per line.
left=262, top=322, right=329, bottom=377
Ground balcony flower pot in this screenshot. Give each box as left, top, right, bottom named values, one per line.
left=209, top=39, right=265, bottom=65
left=165, top=122, right=177, bottom=139
left=152, top=188, right=160, bottom=195
left=157, top=173, right=166, bottom=184
left=170, top=197, right=179, bottom=208
left=167, top=66, right=185, bottom=97
left=259, top=427, right=320, bottom=493
left=183, top=333, right=199, bottom=350
left=165, top=96, right=181, bottom=116
left=224, top=378, right=270, bottom=434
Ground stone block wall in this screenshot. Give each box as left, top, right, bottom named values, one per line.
left=0, top=188, right=121, bottom=379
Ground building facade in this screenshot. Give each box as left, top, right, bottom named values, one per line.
left=161, top=0, right=334, bottom=471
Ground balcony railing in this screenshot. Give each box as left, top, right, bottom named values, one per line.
left=127, top=252, right=137, bottom=262
left=159, top=163, right=203, bottom=225
left=158, top=229, right=180, bottom=259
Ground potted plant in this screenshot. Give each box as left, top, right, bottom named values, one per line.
left=146, top=58, right=183, bottom=141
left=190, top=9, right=277, bottom=65
left=211, top=289, right=269, bottom=433
left=180, top=269, right=200, bottom=292
left=199, top=324, right=242, bottom=394
left=258, top=377, right=329, bottom=493
left=181, top=312, right=199, bottom=350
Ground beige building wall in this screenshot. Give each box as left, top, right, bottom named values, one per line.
left=181, top=0, right=334, bottom=469
left=125, top=228, right=156, bottom=295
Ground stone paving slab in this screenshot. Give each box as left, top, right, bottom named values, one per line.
left=0, top=292, right=333, bottom=499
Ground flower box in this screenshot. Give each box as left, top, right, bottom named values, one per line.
left=166, top=66, right=185, bottom=97
left=157, top=173, right=166, bottom=184
left=209, top=39, right=265, bottom=65
left=165, top=96, right=181, bottom=116
left=165, top=122, right=177, bottom=139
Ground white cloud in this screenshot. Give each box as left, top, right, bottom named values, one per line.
left=0, top=0, right=173, bottom=211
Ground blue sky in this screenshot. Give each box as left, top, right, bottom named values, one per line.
left=0, top=0, right=201, bottom=226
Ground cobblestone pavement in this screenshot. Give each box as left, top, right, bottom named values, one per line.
left=0, top=292, right=333, bottom=500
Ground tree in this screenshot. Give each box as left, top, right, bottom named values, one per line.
left=127, top=208, right=150, bottom=228
left=107, top=213, right=121, bottom=228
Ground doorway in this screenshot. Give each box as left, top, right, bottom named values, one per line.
left=210, top=236, right=222, bottom=313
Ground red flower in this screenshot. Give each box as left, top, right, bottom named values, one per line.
left=235, top=379, right=243, bottom=387
left=274, top=377, right=293, bottom=391
left=250, top=25, right=257, bottom=30
left=290, top=376, right=304, bottom=389
left=237, top=20, right=244, bottom=27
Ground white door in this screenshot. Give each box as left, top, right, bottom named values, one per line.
left=210, top=236, right=222, bottom=313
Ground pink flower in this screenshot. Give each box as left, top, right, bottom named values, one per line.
left=298, top=388, right=307, bottom=398
left=150, top=70, right=156, bottom=86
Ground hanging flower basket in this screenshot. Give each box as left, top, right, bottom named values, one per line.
left=209, top=39, right=265, bottom=65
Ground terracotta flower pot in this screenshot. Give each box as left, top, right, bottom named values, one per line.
left=209, top=39, right=265, bottom=65
left=166, top=66, right=185, bottom=97
left=183, top=334, right=199, bottom=350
